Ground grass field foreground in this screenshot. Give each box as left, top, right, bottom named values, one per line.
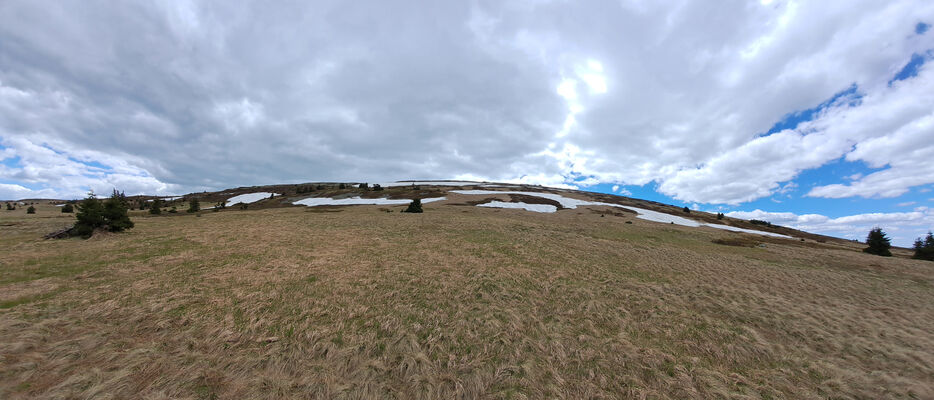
left=1, top=200, right=933, bottom=398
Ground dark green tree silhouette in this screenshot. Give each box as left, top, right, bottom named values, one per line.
left=61, top=203, right=74, bottom=213
left=26, top=205, right=36, bottom=214
left=404, top=199, right=423, bottom=213
left=912, top=232, right=934, bottom=261
left=863, top=227, right=892, bottom=257
left=188, top=197, right=200, bottom=213
left=101, top=189, right=134, bottom=232
left=149, top=198, right=162, bottom=215
left=74, top=192, right=105, bottom=238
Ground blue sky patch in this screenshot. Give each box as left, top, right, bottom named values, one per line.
left=890, top=53, right=928, bottom=84
left=917, top=22, right=930, bottom=35
left=763, top=84, right=861, bottom=136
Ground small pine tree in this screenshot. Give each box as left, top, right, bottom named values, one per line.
left=912, top=232, right=934, bottom=261
left=373, top=184, right=383, bottom=191
left=26, top=205, right=36, bottom=214
left=863, top=227, right=892, bottom=257
left=403, top=199, right=423, bottom=213
left=74, top=192, right=105, bottom=238
left=717, top=212, right=724, bottom=220
left=188, top=198, right=200, bottom=213
left=149, top=199, right=162, bottom=215
left=102, top=189, right=134, bottom=232
left=682, top=206, right=690, bottom=213
left=61, top=203, right=74, bottom=213
left=359, top=182, right=368, bottom=190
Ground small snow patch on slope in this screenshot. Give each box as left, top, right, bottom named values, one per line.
left=478, top=201, right=557, bottom=213
left=226, top=192, right=278, bottom=207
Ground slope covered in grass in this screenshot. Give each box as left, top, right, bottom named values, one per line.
left=1, top=199, right=932, bottom=398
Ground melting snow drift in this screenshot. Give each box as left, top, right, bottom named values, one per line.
left=226, top=192, right=279, bottom=207
left=293, top=196, right=446, bottom=207
left=478, top=201, right=557, bottom=213
left=451, top=190, right=790, bottom=238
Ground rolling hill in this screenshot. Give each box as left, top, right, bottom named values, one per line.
left=1, top=181, right=931, bottom=399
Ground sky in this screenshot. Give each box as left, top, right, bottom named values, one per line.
left=1, top=0, right=933, bottom=246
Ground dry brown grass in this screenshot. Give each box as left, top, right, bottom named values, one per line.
left=1, top=198, right=933, bottom=399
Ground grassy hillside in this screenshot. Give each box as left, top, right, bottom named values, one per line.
left=1, top=196, right=932, bottom=398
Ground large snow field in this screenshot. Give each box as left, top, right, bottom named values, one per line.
left=451, top=190, right=790, bottom=238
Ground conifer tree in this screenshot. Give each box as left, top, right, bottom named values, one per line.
left=912, top=232, right=934, bottom=261
left=149, top=198, right=162, bottom=215
left=403, top=199, right=423, bottom=213
left=26, top=205, right=36, bottom=214
left=102, top=189, right=134, bottom=232
left=188, top=197, right=200, bottom=213
left=863, top=227, right=892, bottom=257
left=74, top=192, right=105, bottom=238
left=61, top=203, right=74, bottom=213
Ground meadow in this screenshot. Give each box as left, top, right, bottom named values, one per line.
left=1, top=197, right=932, bottom=399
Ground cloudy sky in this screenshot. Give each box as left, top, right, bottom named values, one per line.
left=1, top=0, right=933, bottom=245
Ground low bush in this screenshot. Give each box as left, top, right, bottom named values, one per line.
left=26, top=206, right=36, bottom=214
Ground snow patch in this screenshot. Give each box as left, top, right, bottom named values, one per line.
left=379, top=181, right=484, bottom=187
left=478, top=201, right=557, bottom=213
left=702, top=223, right=791, bottom=238
left=226, top=192, right=278, bottom=207
left=293, top=196, right=446, bottom=207
left=451, top=190, right=789, bottom=237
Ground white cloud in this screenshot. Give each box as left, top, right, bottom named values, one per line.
left=0, top=0, right=932, bottom=206
left=726, top=208, right=934, bottom=246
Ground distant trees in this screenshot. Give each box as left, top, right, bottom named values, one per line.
left=73, top=189, right=134, bottom=238
left=359, top=182, right=369, bottom=190
left=403, top=199, right=423, bottom=213
left=61, top=203, right=74, bottom=213
left=149, top=199, right=163, bottom=215
left=373, top=184, right=383, bottom=191
left=187, top=198, right=200, bottom=213
left=863, top=227, right=892, bottom=257
left=26, top=205, right=36, bottom=214
left=749, top=219, right=773, bottom=227
left=913, top=232, right=934, bottom=261
left=717, top=212, right=724, bottom=220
